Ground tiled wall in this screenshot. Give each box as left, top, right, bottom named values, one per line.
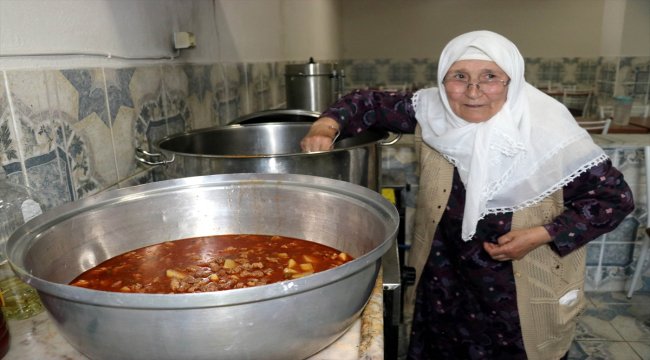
left=1, top=56, right=648, bottom=293
left=341, top=56, right=650, bottom=115
left=0, top=62, right=289, bottom=209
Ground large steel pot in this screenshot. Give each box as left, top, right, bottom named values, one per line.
left=285, top=58, right=343, bottom=112
left=136, top=122, right=399, bottom=191
left=6, top=173, right=399, bottom=360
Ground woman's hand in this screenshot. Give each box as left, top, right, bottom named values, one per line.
left=300, top=117, right=340, bottom=152
left=483, top=226, right=552, bottom=261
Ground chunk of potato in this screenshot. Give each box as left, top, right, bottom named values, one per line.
left=299, top=263, right=314, bottom=272
left=223, top=259, right=236, bottom=269
left=283, top=267, right=298, bottom=275
left=166, top=269, right=187, bottom=279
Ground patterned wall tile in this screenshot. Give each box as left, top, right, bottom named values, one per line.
left=342, top=59, right=377, bottom=91
left=5, top=70, right=72, bottom=208
left=385, top=60, right=415, bottom=89
left=619, top=56, right=650, bottom=103
left=130, top=66, right=165, bottom=152
left=209, top=63, right=228, bottom=126
left=247, top=63, right=272, bottom=113
left=105, top=67, right=135, bottom=126
left=536, top=58, right=566, bottom=86
left=61, top=69, right=108, bottom=126
left=0, top=72, right=22, bottom=178
left=222, top=63, right=244, bottom=123
left=372, top=59, right=392, bottom=88
left=271, top=61, right=287, bottom=108
left=595, top=58, right=618, bottom=104
left=235, top=63, right=249, bottom=119
left=182, top=64, right=214, bottom=130
left=60, top=69, right=118, bottom=199
left=105, top=67, right=138, bottom=180
left=161, top=64, right=190, bottom=137
left=573, top=58, right=600, bottom=86
left=411, top=58, right=437, bottom=89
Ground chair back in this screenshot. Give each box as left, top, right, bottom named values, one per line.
left=577, top=118, right=611, bottom=134
left=562, top=88, right=592, bottom=117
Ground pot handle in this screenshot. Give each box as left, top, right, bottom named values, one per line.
left=379, top=132, right=402, bottom=146
left=135, top=147, right=175, bottom=166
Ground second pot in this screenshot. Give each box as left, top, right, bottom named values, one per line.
left=137, top=122, right=399, bottom=191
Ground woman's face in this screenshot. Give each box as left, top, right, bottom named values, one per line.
left=443, top=60, right=509, bottom=123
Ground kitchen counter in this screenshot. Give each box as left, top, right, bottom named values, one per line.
left=3, top=272, right=385, bottom=360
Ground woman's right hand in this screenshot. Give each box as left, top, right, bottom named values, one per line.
left=300, top=117, right=341, bottom=152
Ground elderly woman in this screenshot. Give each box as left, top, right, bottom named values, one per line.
left=300, top=31, right=634, bottom=360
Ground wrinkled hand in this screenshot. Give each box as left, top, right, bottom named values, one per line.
left=483, top=226, right=552, bottom=261
left=300, top=117, right=340, bottom=152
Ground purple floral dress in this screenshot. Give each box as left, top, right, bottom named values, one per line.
left=322, top=90, right=635, bottom=359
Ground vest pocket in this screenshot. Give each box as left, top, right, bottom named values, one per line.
left=531, top=282, right=586, bottom=352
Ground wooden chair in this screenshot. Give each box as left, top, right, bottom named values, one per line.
left=577, top=118, right=611, bottom=134
left=562, top=88, right=593, bottom=117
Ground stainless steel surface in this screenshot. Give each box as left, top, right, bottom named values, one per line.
left=137, top=122, right=392, bottom=191
left=381, top=241, right=401, bottom=322
left=6, top=173, right=399, bottom=360
left=228, top=108, right=321, bottom=125
left=285, top=60, right=343, bottom=112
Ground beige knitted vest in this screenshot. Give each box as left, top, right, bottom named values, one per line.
left=405, top=126, right=587, bottom=360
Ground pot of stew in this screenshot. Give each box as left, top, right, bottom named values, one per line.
left=6, top=173, right=399, bottom=360
left=136, top=122, right=400, bottom=191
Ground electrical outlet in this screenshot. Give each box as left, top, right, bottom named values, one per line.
left=174, top=32, right=196, bottom=49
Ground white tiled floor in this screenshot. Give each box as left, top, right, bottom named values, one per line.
left=397, top=291, right=650, bottom=359
left=570, top=292, right=650, bottom=359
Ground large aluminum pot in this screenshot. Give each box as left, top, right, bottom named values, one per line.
left=6, top=173, right=399, bottom=360
left=136, top=122, right=399, bottom=191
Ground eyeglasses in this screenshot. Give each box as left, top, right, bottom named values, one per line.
left=443, top=73, right=510, bottom=94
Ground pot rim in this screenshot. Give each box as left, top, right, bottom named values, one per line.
left=228, top=108, right=322, bottom=125
left=7, top=173, right=398, bottom=309
left=154, top=122, right=389, bottom=159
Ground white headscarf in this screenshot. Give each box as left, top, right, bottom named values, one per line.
left=414, top=30, right=607, bottom=241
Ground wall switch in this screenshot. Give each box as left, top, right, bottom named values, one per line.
left=174, top=32, right=196, bottom=49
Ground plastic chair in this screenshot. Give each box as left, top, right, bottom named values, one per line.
left=577, top=118, right=611, bottom=134
left=627, top=145, right=650, bottom=298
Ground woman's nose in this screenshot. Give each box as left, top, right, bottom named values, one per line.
left=464, top=83, right=482, bottom=97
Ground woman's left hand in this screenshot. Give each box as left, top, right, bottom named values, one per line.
left=483, top=226, right=552, bottom=261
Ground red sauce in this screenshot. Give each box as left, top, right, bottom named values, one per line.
left=70, top=234, right=353, bottom=294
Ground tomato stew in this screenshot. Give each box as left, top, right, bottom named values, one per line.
left=70, top=234, right=353, bottom=294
